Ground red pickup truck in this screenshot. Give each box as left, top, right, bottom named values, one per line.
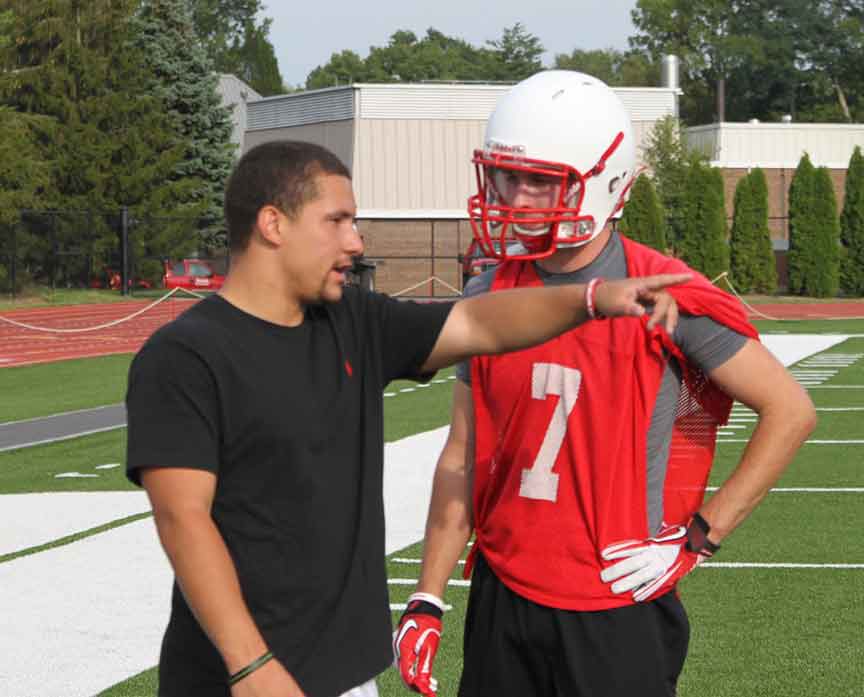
left=163, top=258, right=226, bottom=291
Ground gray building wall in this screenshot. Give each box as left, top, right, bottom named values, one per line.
left=217, top=74, right=262, bottom=149
left=244, top=121, right=356, bottom=171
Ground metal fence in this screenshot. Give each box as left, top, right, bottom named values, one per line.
left=0, top=209, right=227, bottom=298
left=0, top=209, right=475, bottom=299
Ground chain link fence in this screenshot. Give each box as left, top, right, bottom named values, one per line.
left=0, top=209, right=228, bottom=298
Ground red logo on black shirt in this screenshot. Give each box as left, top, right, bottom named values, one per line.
left=345, top=359, right=353, bottom=377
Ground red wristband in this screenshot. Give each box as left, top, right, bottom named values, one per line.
left=586, top=277, right=606, bottom=320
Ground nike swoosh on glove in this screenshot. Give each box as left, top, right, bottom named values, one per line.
left=393, top=592, right=444, bottom=695
left=600, top=517, right=717, bottom=603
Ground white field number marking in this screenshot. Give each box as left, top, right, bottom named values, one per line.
left=519, top=363, right=582, bottom=502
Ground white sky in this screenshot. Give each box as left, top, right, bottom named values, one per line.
left=262, top=0, right=639, bottom=88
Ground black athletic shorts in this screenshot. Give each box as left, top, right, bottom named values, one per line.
left=458, top=552, right=690, bottom=697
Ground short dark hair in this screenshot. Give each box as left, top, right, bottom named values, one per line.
left=224, top=140, right=351, bottom=252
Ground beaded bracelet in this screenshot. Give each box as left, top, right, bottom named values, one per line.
left=228, top=651, right=274, bottom=686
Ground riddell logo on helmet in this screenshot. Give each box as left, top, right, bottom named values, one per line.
left=486, top=141, right=526, bottom=155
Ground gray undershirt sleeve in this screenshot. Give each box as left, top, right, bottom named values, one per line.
left=645, top=315, right=750, bottom=532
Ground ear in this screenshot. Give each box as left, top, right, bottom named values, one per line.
left=255, top=205, right=285, bottom=247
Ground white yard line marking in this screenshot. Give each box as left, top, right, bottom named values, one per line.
left=383, top=375, right=456, bottom=398
left=387, top=562, right=864, bottom=573
left=815, top=407, right=864, bottom=411
left=703, top=563, right=864, bottom=569
left=718, top=439, right=864, bottom=444
left=389, top=578, right=472, bottom=587
left=54, top=472, right=99, bottom=479
left=805, top=386, right=864, bottom=389
left=392, top=557, right=465, bottom=565
left=705, top=486, right=864, bottom=493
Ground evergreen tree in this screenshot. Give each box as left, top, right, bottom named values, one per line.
left=810, top=166, right=840, bottom=297
left=0, top=9, right=49, bottom=226
left=190, top=1, right=283, bottom=95
left=840, top=146, right=864, bottom=295
left=221, top=18, right=283, bottom=96
left=787, top=154, right=818, bottom=294
left=0, top=108, right=51, bottom=280
left=0, top=0, right=198, bottom=282
left=642, top=116, right=696, bottom=253
left=678, top=161, right=728, bottom=279
left=729, top=172, right=757, bottom=292
left=730, top=168, right=777, bottom=294
left=131, top=0, right=237, bottom=250
left=749, top=168, right=778, bottom=293
left=618, top=174, right=667, bottom=252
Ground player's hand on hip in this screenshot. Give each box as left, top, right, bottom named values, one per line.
left=230, top=657, right=307, bottom=697
left=393, top=592, right=444, bottom=695
left=592, top=273, right=691, bottom=329
left=599, top=520, right=712, bottom=603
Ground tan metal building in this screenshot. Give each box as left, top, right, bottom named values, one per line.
left=244, top=82, right=679, bottom=296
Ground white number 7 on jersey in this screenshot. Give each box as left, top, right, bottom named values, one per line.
left=519, top=363, right=582, bottom=502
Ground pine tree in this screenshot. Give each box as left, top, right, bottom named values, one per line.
left=220, top=17, right=283, bottom=96
left=618, top=174, right=667, bottom=252
left=730, top=169, right=777, bottom=294
left=0, top=9, right=49, bottom=226
left=131, top=0, right=237, bottom=250
left=787, top=153, right=817, bottom=295
left=0, top=0, right=195, bottom=273
left=810, top=166, right=840, bottom=297
left=840, top=146, right=864, bottom=295
left=748, top=168, right=778, bottom=293
left=643, top=116, right=691, bottom=253
left=678, top=160, right=728, bottom=280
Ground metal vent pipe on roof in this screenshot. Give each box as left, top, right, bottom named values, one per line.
left=661, top=55, right=679, bottom=90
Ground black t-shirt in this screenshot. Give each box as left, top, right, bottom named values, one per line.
left=126, top=289, right=452, bottom=697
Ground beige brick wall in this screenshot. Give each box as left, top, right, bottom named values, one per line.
left=356, top=219, right=474, bottom=297
left=720, top=168, right=848, bottom=244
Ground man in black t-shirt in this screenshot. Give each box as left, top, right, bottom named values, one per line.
left=126, top=140, right=691, bottom=697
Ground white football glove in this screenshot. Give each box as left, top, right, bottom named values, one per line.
left=600, top=515, right=719, bottom=603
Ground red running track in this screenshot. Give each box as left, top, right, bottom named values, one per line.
left=0, top=298, right=199, bottom=368
left=747, top=301, right=864, bottom=320
left=1, top=297, right=863, bottom=369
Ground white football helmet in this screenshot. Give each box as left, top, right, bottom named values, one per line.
left=468, top=70, right=637, bottom=260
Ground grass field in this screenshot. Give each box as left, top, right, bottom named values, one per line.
left=1, top=319, right=863, bottom=696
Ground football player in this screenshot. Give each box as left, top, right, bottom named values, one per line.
left=395, top=71, right=816, bottom=697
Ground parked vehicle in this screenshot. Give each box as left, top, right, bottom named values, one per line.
left=163, top=258, right=226, bottom=291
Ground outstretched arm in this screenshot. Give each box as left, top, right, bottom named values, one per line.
left=421, top=273, right=689, bottom=373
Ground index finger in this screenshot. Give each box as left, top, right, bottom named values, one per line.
left=641, top=273, right=692, bottom=290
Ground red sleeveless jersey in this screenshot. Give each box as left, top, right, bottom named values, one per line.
left=470, top=237, right=758, bottom=610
